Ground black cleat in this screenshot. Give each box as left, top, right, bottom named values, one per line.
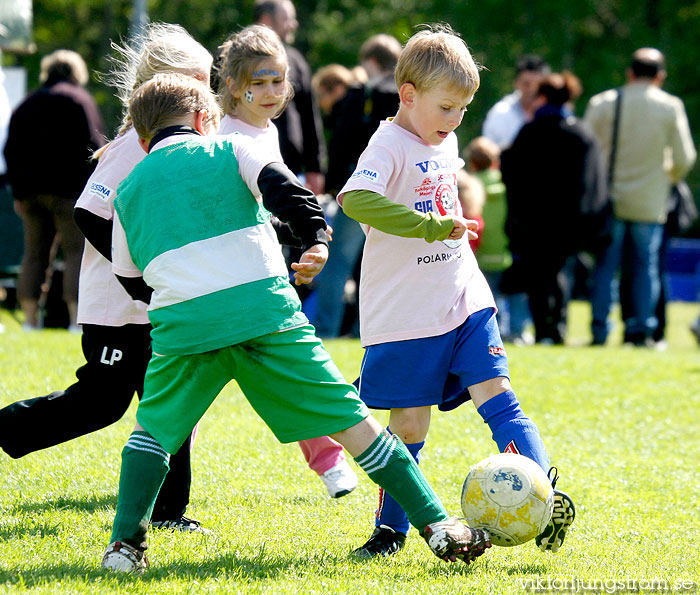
left=353, top=525, right=407, bottom=558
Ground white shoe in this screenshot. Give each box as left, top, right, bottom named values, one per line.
left=101, top=541, right=149, bottom=574
left=320, top=460, right=358, bottom=498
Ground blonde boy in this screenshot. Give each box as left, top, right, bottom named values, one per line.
left=101, top=72, right=491, bottom=573
left=339, top=25, right=575, bottom=558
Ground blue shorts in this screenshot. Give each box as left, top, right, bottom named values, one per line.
left=357, top=308, right=509, bottom=412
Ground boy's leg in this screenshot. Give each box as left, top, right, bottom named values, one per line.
left=103, top=350, right=231, bottom=572
left=331, top=416, right=489, bottom=563
left=109, top=427, right=171, bottom=550
left=150, top=432, right=209, bottom=533
left=470, top=378, right=575, bottom=553
left=471, top=377, right=550, bottom=471
left=231, top=328, right=490, bottom=563
left=103, top=426, right=169, bottom=574
left=297, top=437, right=358, bottom=498
left=354, top=407, right=430, bottom=558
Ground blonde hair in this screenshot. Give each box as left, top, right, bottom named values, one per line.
left=456, top=168, right=485, bottom=219
left=465, top=136, right=500, bottom=172
left=106, top=23, right=212, bottom=136
left=395, top=24, right=480, bottom=96
left=216, top=25, right=293, bottom=117
left=40, top=49, right=89, bottom=86
left=312, top=64, right=354, bottom=95
left=129, top=72, right=221, bottom=143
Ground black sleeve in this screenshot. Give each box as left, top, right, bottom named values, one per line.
left=271, top=217, right=303, bottom=248
left=256, top=162, right=328, bottom=249
left=115, top=275, right=154, bottom=305
left=73, top=206, right=113, bottom=262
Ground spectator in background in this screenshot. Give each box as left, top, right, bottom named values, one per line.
left=482, top=54, right=551, bottom=150
left=465, top=137, right=512, bottom=337
left=585, top=48, right=696, bottom=346
left=0, top=63, right=17, bottom=333
left=480, top=55, right=549, bottom=344
left=254, top=0, right=325, bottom=195
left=312, top=64, right=355, bottom=115
left=4, top=49, right=105, bottom=331
left=501, top=72, right=605, bottom=344
left=310, top=33, right=401, bottom=338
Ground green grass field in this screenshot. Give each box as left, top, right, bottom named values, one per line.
left=1, top=302, right=699, bottom=594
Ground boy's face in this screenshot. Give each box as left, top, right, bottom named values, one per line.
left=397, top=82, right=473, bottom=146
left=231, top=57, right=288, bottom=128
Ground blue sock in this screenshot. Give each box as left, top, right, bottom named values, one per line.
left=374, top=432, right=423, bottom=535
left=477, top=390, right=550, bottom=473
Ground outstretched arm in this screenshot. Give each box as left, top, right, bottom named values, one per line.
left=256, top=162, right=330, bottom=285
left=342, top=190, right=477, bottom=243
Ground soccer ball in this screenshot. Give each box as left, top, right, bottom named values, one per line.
left=460, top=453, right=554, bottom=547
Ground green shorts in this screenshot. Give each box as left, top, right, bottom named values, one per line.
left=137, top=325, right=370, bottom=453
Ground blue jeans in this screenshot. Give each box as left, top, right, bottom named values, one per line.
left=590, top=219, right=663, bottom=343
left=482, top=271, right=530, bottom=339
left=310, top=208, right=365, bottom=337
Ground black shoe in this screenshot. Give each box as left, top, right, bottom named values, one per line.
left=536, top=468, right=575, bottom=553
left=151, top=515, right=212, bottom=534
left=353, top=525, right=406, bottom=558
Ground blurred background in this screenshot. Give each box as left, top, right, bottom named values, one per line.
left=2, top=0, right=698, bottom=223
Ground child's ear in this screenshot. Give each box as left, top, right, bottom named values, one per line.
left=194, top=110, right=208, bottom=135
left=226, top=76, right=239, bottom=99
left=138, top=137, right=150, bottom=154
left=399, top=82, right=417, bottom=108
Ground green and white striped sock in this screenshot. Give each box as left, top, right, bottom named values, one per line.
left=354, top=431, right=448, bottom=532
left=110, top=431, right=170, bottom=551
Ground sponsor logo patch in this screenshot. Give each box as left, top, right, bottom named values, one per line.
left=489, top=346, right=506, bottom=356
left=350, top=168, right=379, bottom=182
left=503, top=440, right=521, bottom=454
left=88, top=182, right=113, bottom=201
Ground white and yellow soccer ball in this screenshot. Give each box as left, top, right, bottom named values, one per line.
left=460, top=453, right=554, bottom=547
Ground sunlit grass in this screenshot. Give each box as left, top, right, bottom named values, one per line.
left=0, top=302, right=698, bottom=594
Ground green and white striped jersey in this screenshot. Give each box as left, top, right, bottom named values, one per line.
left=112, top=133, right=307, bottom=355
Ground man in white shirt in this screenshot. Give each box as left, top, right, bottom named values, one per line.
left=482, top=54, right=551, bottom=150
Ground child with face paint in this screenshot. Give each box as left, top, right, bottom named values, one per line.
left=215, top=25, right=358, bottom=500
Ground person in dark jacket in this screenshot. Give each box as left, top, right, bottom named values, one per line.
left=4, top=49, right=105, bottom=330
left=501, top=72, right=605, bottom=344
left=254, top=0, right=325, bottom=195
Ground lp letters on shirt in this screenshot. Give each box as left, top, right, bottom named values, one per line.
left=100, top=347, right=123, bottom=366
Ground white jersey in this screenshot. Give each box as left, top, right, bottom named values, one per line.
left=75, top=127, right=149, bottom=326
left=339, top=119, right=495, bottom=347
left=218, top=115, right=283, bottom=161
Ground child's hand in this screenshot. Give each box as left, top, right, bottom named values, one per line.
left=291, top=244, right=329, bottom=285
left=326, top=225, right=333, bottom=243
left=449, top=215, right=479, bottom=241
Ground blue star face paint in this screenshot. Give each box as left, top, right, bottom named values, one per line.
left=245, top=90, right=254, bottom=103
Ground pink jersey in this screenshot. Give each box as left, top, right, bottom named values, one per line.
left=339, top=120, right=495, bottom=347
left=75, top=128, right=149, bottom=326
left=218, top=115, right=283, bottom=161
